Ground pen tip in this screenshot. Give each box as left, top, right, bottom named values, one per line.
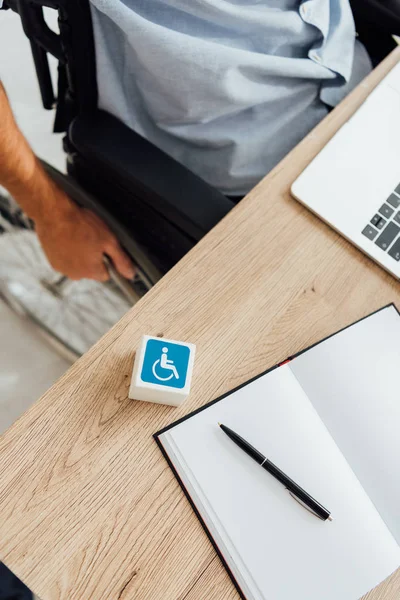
left=328, top=516, right=333, bottom=522
left=218, top=422, right=221, bottom=427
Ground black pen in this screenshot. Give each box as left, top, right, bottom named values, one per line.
left=218, top=423, right=333, bottom=522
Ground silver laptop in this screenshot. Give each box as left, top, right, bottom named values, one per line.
left=291, top=61, right=400, bottom=280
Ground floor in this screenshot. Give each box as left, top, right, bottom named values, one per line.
left=0, top=10, right=70, bottom=433
left=0, top=9, right=70, bottom=598
left=0, top=302, right=69, bottom=433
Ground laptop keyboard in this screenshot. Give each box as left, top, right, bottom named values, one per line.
left=362, top=183, right=400, bottom=262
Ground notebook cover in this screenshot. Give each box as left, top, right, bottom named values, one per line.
left=154, top=303, right=399, bottom=600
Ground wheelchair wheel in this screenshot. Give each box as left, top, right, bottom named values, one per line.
left=0, top=192, right=144, bottom=362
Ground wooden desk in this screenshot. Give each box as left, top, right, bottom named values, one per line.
left=0, top=49, right=399, bottom=600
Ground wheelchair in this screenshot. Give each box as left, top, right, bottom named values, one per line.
left=0, top=0, right=399, bottom=361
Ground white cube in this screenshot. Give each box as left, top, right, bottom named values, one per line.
left=129, top=335, right=196, bottom=406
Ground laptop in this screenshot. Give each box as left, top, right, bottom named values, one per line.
left=291, top=61, right=400, bottom=280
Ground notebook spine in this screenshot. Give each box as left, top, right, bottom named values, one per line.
left=278, top=357, right=293, bottom=367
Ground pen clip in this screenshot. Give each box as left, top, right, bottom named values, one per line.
left=287, top=490, right=325, bottom=521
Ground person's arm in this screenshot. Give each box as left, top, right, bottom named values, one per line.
left=0, top=81, right=134, bottom=281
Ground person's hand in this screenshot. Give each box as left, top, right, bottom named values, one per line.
left=34, top=185, right=135, bottom=282
left=0, top=82, right=134, bottom=281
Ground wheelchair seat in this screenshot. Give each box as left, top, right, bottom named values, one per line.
left=68, top=110, right=234, bottom=275
left=70, top=110, right=234, bottom=242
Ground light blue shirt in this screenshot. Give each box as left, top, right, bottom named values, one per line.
left=90, top=0, right=371, bottom=195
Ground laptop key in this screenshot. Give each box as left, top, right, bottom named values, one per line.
left=394, top=212, right=400, bottom=226
left=375, top=222, right=400, bottom=250
left=388, top=237, right=400, bottom=261
left=362, top=225, right=379, bottom=240
left=378, top=203, right=395, bottom=218
left=371, top=214, right=386, bottom=229
left=387, top=194, right=400, bottom=209
left=395, top=183, right=400, bottom=195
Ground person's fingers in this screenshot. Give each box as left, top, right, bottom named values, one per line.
left=105, top=242, right=136, bottom=280
left=61, top=247, right=110, bottom=281
left=66, top=261, right=109, bottom=282
left=90, top=261, right=110, bottom=282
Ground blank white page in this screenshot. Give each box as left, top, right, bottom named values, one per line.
left=291, top=305, right=400, bottom=542
left=160, top=365, right=400, bottom=600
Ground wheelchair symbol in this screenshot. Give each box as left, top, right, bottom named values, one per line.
left=152, top=347, right=180, bottom=382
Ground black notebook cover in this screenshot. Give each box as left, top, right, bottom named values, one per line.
left=154, top=303, right=399, bottom=600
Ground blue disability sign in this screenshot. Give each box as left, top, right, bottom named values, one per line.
left=141, top=339, right=190, bottom=389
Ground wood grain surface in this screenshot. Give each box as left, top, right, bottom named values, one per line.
left=0, top=49, right=399, bottom=600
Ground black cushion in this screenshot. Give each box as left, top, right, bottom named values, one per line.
left=69, top=110, right=234, bottom=242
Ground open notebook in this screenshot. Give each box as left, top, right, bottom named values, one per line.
left=155, top=305, right=400, bottom=600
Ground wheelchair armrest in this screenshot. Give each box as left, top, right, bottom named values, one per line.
left=69, top=111, right=235, bottom=242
